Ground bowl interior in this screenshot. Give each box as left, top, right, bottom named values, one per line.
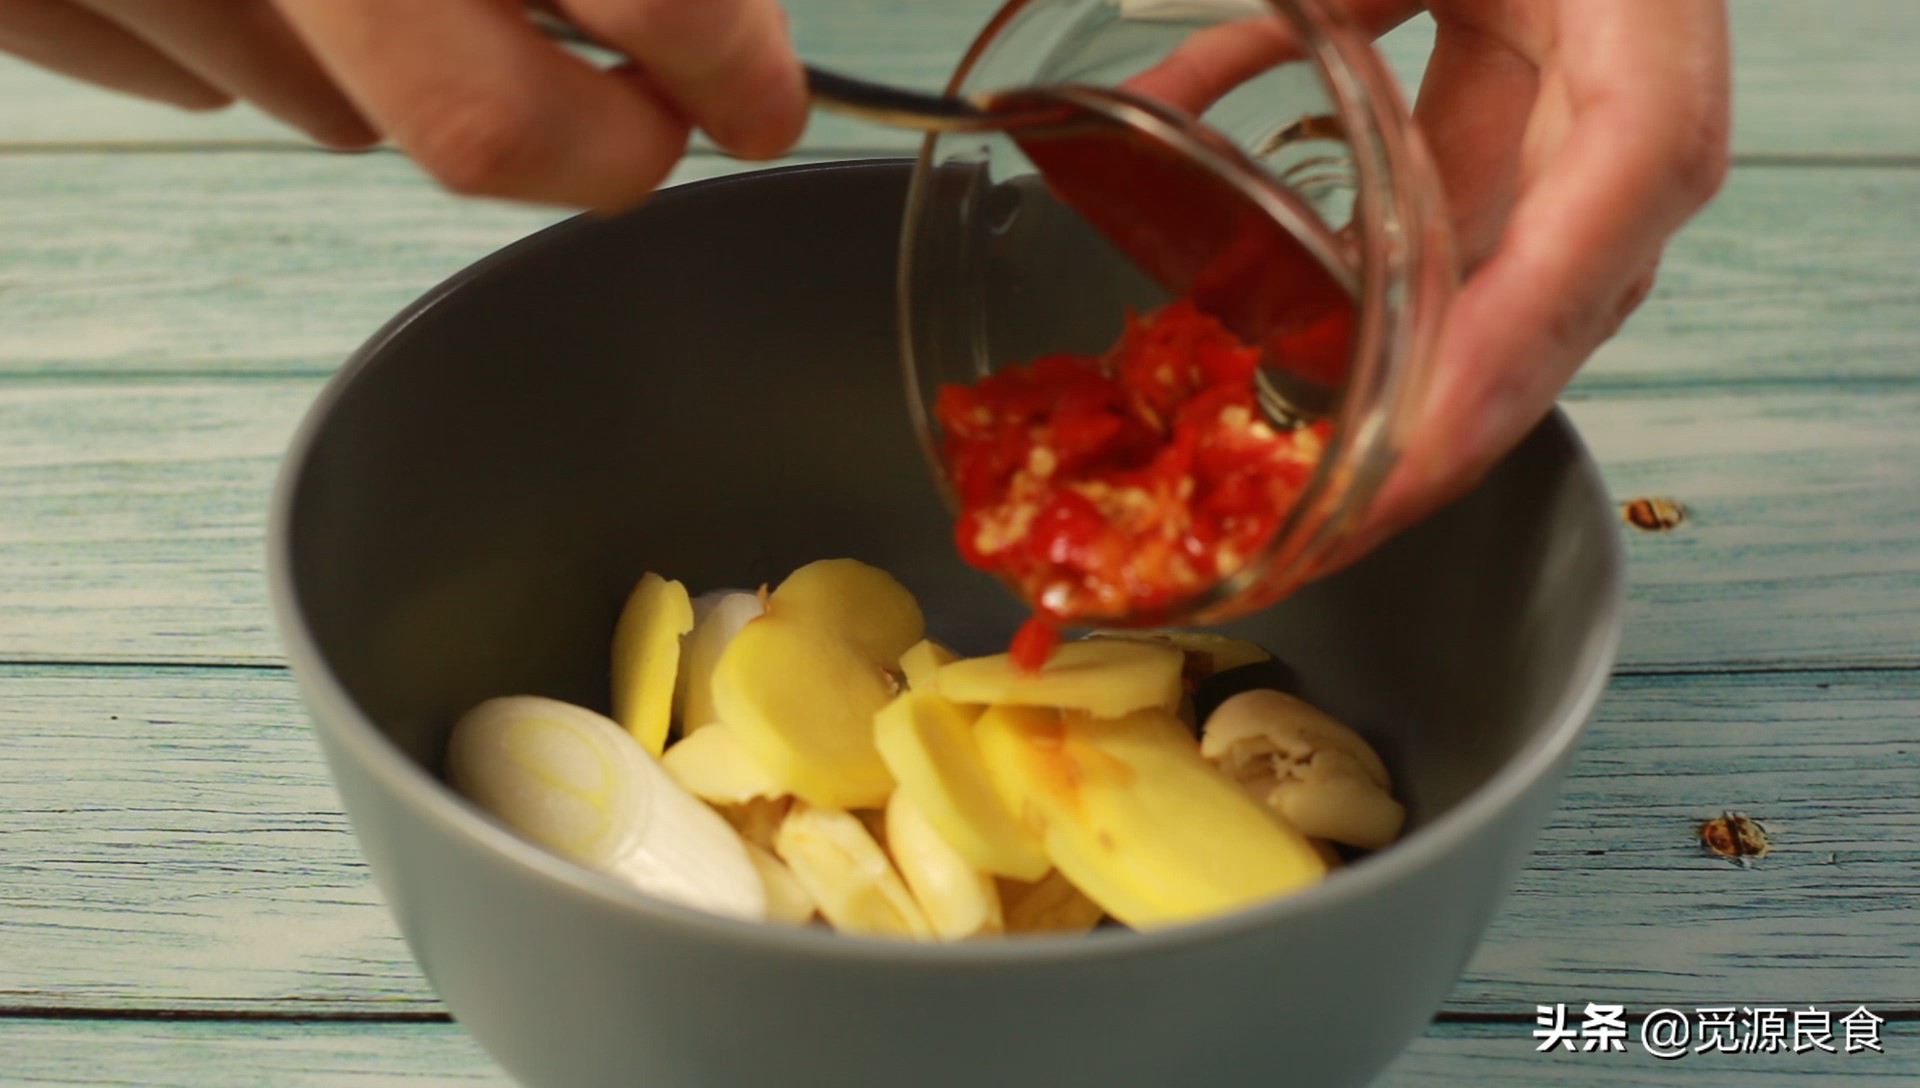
left=282, top=160, right=1617, bottom=859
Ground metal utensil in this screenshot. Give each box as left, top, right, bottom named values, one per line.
left=534, top=11, right=1355, bottom=424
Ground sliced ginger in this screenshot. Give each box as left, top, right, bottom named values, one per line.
left=462, top=555, right=1387, bottom=938
left=1088, top=629, right=1271, bottom=674
left=610, top=573, right=694, bottom=756
left=707, top=559, right=927, bottom=810
left=932, top=638, right=1184, bottom=719
left=898, top=638, right=959, bottom=691
left=873, top=690, right=1048, bottom=880
left=766, top=558, right=925, bottom=664
left=974, top=704, right=1326, bottom=929
left=712, top=615, right=896, bottom=809
left=660, top=721, right=784, bottom=805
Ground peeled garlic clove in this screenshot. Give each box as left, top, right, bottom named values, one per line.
left=1271, top=775, right=1405, bottom=852
left=660, top=720, right=785, bottom=805
left=744, top=841, right=816, bottom=925
left=998, top=870, right=1107, bottom=934
left=1189, top=657, right=1304, bottom=724
left=1200, top=689, right=1391, bottom=790
left=676, top=590, right=763, bottom=734
left=446, top=696, right=766, bottom=922
left=886, top=791, right=1003, bottom=940
left=1199, top=689, right=1404, bottom=850
left=718, top=795, right=791, bottom=852
left=774, top=802, right=932, bottom=939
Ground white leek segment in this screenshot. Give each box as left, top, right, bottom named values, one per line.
left=676, top=590, right=764, bottom=733
left=446, top=695, right=767, bottom=922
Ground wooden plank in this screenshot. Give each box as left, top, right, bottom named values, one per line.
left=0, top=1020, right=508, bottom=1088
left=0, top=1014, right=1914, bottom=1087
left=0, top=666, right=438, bottom=1014
left=0, top=382, right=316, bottom=665
left=1450, top=668, right=1920, bottom=1011
left=3, top=666, right=1915, bottom=1014
left=0, top=379, right=1912, bottom=668
left=1571, top=390, right=1920, bottom=671
left=0, top=151, right=802, bottom=377
left=4, top=154, right=1916, bottom=384
left=1, top=1, right=1916, bottom=156
left=1577, top=165, right=1920, bottom=388
left=1378, top=1020, right=1920, bottom=1087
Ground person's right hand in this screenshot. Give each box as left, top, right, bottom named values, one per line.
left=1127, top=0, right=1730, bottom=575
left=0, top=0, right=807, bottom=209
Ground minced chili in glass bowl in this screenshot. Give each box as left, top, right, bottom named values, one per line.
left=900, top=0, right=1456, bottom=660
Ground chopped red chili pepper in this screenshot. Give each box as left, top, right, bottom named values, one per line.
left=1007, top=614, right=1061, bottom=673
left=938, top=300, right=1329, bottom=655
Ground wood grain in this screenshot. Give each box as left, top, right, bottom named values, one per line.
left=0, top=665, right=436, bottom=1013
left=1378, top=1019, right=1920, bottom=1087
left=0, top=2, right=1912, bottom=1082
left=2, top=666, right=1914, bottom=1015
left=4, top=154, right=1916, bottom=384
left=1579, top=165, right=1920, bottom=388
left=0, top=152, right=720, bottom=376
left=1456, top=669, right=1920, bottom=1012
left=0, top=1010, right=1913, bottom=1087
left=0, top=379, right=1911, bottom=669
left=0, top=1, right=1914, bottom=156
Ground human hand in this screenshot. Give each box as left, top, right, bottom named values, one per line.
left=0, top=1, right=806, bottom=209
left=1124, top=0, right=1730, bottom=568
left=1342, top=0, right=1731, bottom=560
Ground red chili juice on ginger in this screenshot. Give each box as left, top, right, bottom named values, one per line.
left=935, top=300, right=1330, bottom=669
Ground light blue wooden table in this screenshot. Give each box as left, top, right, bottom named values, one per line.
left=2, top=3, right=1916, bottom=1084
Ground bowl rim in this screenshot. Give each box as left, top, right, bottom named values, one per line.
left=267, top=158, right=1624, bottom=966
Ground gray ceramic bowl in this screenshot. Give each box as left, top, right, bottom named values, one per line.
left=268, top=160, right=1622, bottom=1088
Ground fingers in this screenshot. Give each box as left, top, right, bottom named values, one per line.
left=1362, top=0, right=1730, bottom=543
left=1123, top=16, right=1299, bottom=114
left=274, top=0, right=694, bottom=209
left=569, top=0, right=806, bottom=160
left=76, top=0, right=375, bottom=148
left=0, top=0, right=230, bottom=111
left=1124, top=0, right=1424, bottom=116
left=1410, top=20, right=1540, bottom=267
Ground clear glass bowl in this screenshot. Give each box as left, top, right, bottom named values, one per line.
left=900, top=0, right=1455, bottom=626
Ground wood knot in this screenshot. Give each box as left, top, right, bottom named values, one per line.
left=1700, top=811, right=1769, bottom=863
left=1622, top=497, right=1687, bottom=531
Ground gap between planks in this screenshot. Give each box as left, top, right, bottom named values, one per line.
left=0, top=1005, right=1915, bottom=1026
